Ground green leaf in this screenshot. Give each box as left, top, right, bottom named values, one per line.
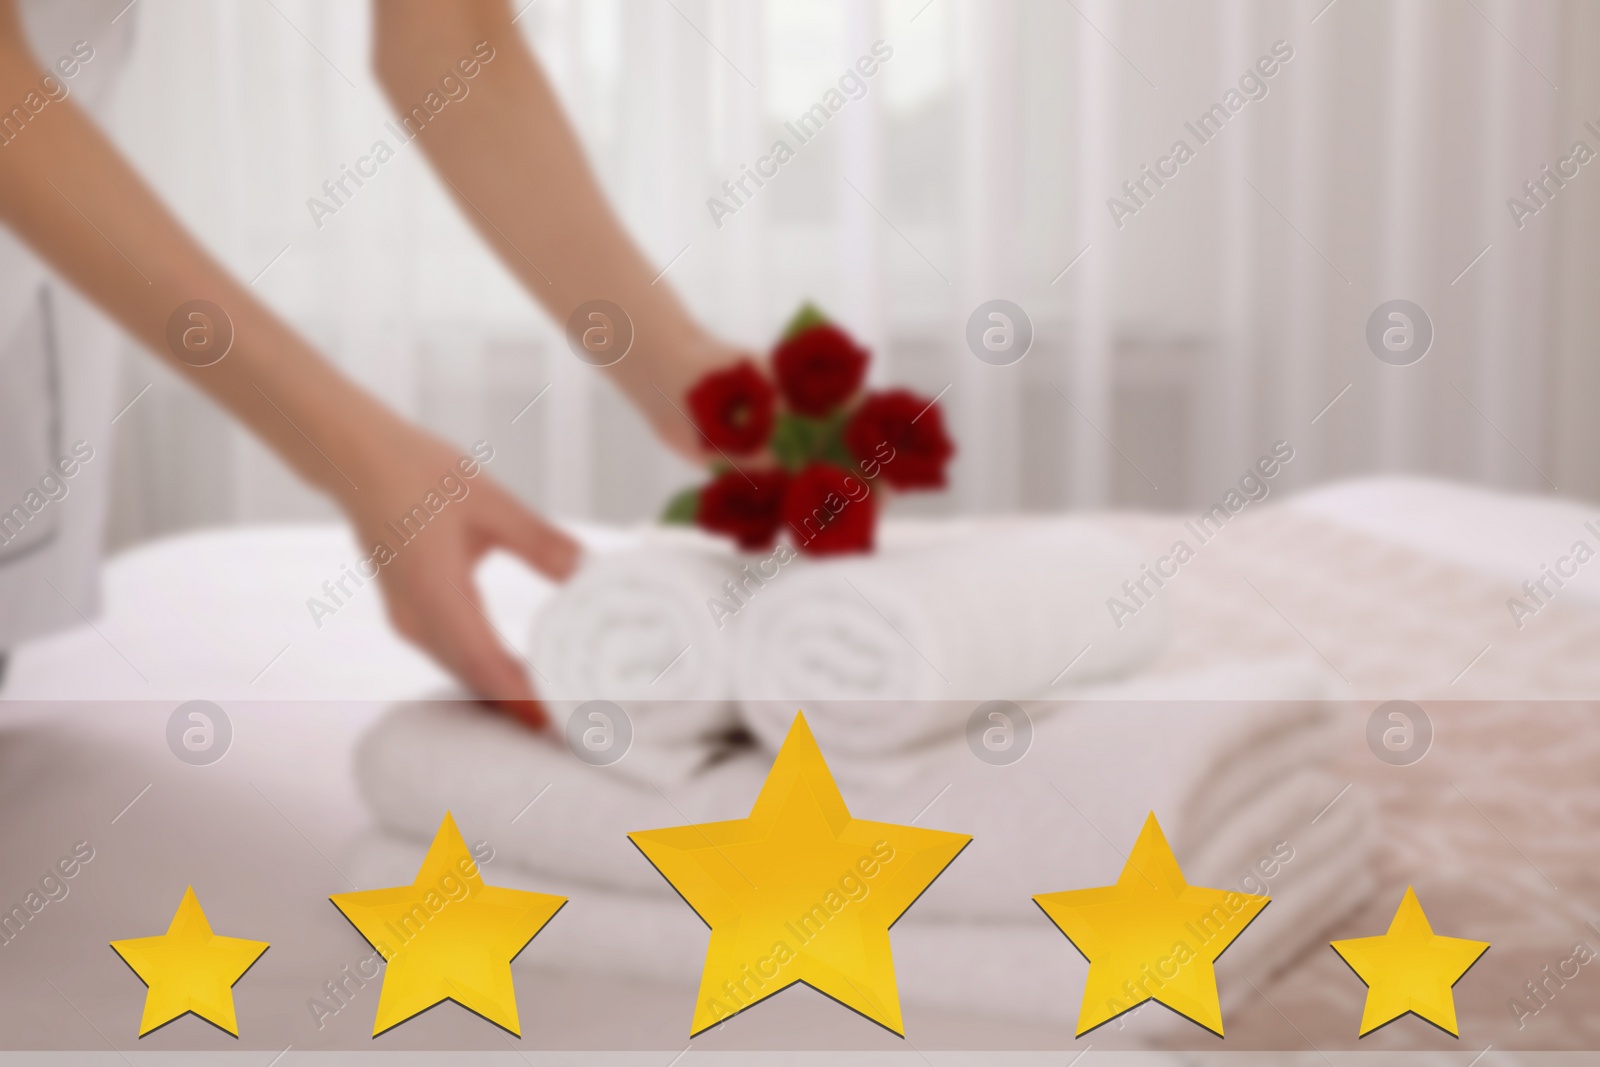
left=771, top=412, right=839, bottom=470
left=780, top=301, right=831, bottom=341
left=660, top=485, right=700, bottom=524
left=770, top=414, right=813, bottom=471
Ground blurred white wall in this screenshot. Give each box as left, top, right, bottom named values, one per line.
left=96, top=0, right=1600, bottom=550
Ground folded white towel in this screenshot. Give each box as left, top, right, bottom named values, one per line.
left=765, top=657, right=1346, bottom=792
left=735, top=522, right=1172, bottom=758
left=353, top=660, right=1354, bottom=925
left=345, top=769, right=1372, bottom=1031
left=355, top=699, right=766, bottom=895
left=527, top=535, right=746, bottom=782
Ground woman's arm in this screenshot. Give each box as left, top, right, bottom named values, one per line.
left=373, top=0, right=738, bottom=457
left=0, top=0, right=577, bottom=721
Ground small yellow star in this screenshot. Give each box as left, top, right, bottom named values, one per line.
left=330, top=812, right=566, bottom=1037
left=1331, top=886, right=1489, bottom=1037
left=629, top=711, right=971, bottom=1037
left=110, top=886, right=269, bottom=1037
left=1033, top=812, right=1268, bottom=1037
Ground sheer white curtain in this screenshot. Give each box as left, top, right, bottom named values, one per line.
left=101, top=0, right=1596, bottom=550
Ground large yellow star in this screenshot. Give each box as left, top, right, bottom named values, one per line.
left=1033, top=812, right=1268, bottom=1037
left=1331, top=886, right=1489, bottom=1037
left=629, top=711, right=971, bottom=1036
left=330, top=812, right=566, bottom=1037
left=110, top=886, right=269, bottom=1037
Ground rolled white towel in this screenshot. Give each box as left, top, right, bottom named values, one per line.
left=735, top=522, right=1172, bottom=759
left=528, top=535, right=747, bottom=781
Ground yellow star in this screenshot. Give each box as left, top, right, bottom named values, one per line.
left=330, top=812, right=566, bottom=1037
left=1331, top=886, right=1489, bottom=1037
left=110, top=886, right=269, bottom=1037
left=1033, top=812, right=1268, bottom=1037
left=629, top=711, right=970, bottom=1037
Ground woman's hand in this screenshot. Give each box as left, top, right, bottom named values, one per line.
left=0, top=0, right=737, bottom=727
left=334, top=415, right=580, bottom=727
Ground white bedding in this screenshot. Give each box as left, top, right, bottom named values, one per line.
left=4, top=476, right=1592, bottom=702
left=0, top=521, right=627, bottom=702
left=3, top=476, right=1597, bottom=1051
left=1291, top=476, right=1600, bottom=605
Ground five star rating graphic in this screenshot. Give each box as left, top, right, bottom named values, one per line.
left=104, top=710, right=1491, bottom=1042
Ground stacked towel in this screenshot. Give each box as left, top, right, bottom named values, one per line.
left=354, top=660, right=1360, bottom=920
left=764, top=656, right=1348, bottom=792
left=526, top=536, right=745, bottom=783
left=524, top=521, right=1172, bottom=783
left=348, top=782, right=1372, bottom=1032
left=735, top=520, right=1172, bottom=714
left=512, top=521, right=1177, bottom=790
left=355, top=698, right=767, bottom=897
left=351, top=521, right=1376, bottom=1028
left=349, top=660, right=1373, bottom=1029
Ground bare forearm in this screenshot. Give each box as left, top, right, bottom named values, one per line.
left=0, top=1, right=593, bottom=711
left=374, top=0, right=723, bottom=431
left=0, top=31, right=397, bottom=502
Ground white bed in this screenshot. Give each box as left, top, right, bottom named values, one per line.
left=8, top=475, right=1600, bottom=705
left=1, top=476, right=1597, bottom=1054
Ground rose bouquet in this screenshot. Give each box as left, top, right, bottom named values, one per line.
left=661, top=304, right=954, bottom=556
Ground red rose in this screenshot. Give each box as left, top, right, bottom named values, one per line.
left=696, top=468, right=788, bottom=550
left=687, top=361, right=776, bottom=455
left=772, top=324, right=869, bottom=416
left=782, top=462, right=876, bottom=556
left=843, top=389, right=954, bottom=490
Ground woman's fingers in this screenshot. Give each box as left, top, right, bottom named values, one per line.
left=460, top=498, right=572, bottom=727
left=337, top=425, right=569, bottom=729
left=417, top=565, right=548, bottom=728
left=486, top=489, right=582, bottom=581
